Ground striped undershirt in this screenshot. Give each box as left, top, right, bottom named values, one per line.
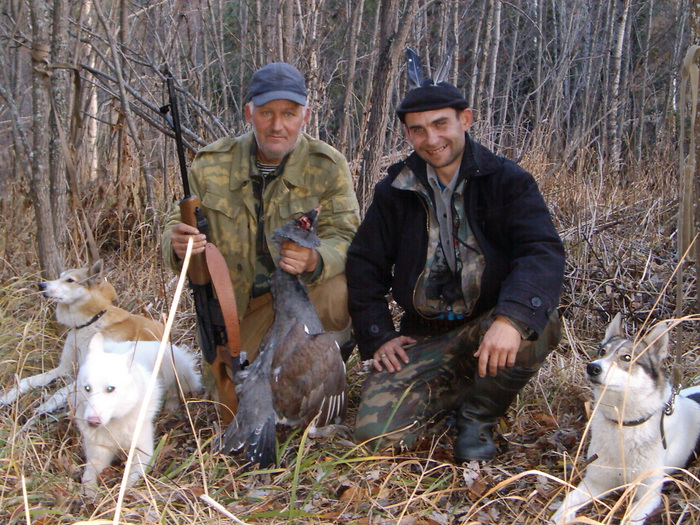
left=256, top=160, right=278, bottom=178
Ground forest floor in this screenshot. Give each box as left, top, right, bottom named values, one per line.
left=2, top=151, right=700, bottom=524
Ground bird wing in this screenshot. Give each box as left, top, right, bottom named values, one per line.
left=218, top=352, right=277, bottom=468
left=271, top=323, right=347, bottom=428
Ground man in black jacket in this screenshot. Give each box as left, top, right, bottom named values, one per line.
left=347, top=79, right=565, bottom=463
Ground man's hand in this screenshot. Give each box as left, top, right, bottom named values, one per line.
left=372, top=336, right=415, bottom=373
left=279, top=240, right=319, bottom=275
left=171, top=223, right=207, bottom=260
left=473, top=316, right=522, bottom=377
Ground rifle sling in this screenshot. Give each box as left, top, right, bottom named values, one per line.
left=205, top=243, right=241, bottom=360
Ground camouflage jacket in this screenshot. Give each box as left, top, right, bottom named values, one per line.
left=163, top=131, right=360, bottom=316
left=347, top=135, right=565, bottom=359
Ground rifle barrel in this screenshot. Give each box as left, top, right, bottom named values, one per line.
left=165, top=75, right=192, bottom=198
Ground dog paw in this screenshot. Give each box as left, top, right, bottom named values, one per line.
left=0, top=389, right=18, bottom=406
left=80, top=481, right=99, bottom=498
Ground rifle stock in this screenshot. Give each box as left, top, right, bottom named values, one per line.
left=179, top=194, right=211, bottom=285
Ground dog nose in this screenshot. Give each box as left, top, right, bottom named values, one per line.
left=87, top=416, right=102, bottom=427
left=587, top=362, right=602, bottom=377
left=38, top=282, right=47, bottom=291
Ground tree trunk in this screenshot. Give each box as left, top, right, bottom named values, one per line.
left=468, top=1, right=485, bottom=109
left=534, top=1, right=543, bottom=130
left=608, top=0, right=630, bottom=180
left=281, top=0, right=294, bottom=63
left=499, top=9, right=520, bottom=154
left=49, top=0, right=70, bottom=258
left=254, top=0, right=264, bottom=66
left=356, top=0, right=419, bottom=212
left=450, top=0, right=458, bottom=86
left=485, top=0, right=501, bottom=132
left=93, top=0, right=156, bottom=212
left=691, top=1, right=700, bottom=306
left=338, top=0, right=364, bottom=156
left=29, top=0, right=63, bottom=278
left=634, top=0, right=654, bottom=165
left=475, top=0, right=494, bottom=118
left=305, top=0, right=323, bottom=137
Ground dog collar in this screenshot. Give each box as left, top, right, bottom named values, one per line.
left=615, top=414, right=653, bottom=427
left=75, top=310, right=106, bottom=330
left=608, top=393, right=677, bottom=450
left=607, top=413, right=667, bottom=450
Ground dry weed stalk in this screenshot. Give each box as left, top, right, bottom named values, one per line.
left=1, top=142, right=699, bottom=523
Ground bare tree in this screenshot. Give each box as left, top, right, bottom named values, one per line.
left=338, top=0, right=364, bottom=156
left=29, top=0, right=62, bottom=277
left=48, top=0, right=69, bottom=255
left=608, top=0, right=631, bottom=179
left=0, top=0, right=693, bottom=277
left=356, top=0, right=420, bottom=211
left=484, top=0, right=501, bottom=131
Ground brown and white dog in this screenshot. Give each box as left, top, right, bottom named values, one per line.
left=0, top=260, right=165, bottom=415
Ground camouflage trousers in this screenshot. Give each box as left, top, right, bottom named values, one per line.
left=354, top=310, right=561, bottom=449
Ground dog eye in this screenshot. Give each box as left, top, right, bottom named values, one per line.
left=66, top=278, right=75, bottom=283
left=598, top=348, right=606, bottom=357
left=84, top=385, right=91, bottom=392
left=621, top=354, right=631, bottom=362
left=106, top=386, right=115, bottom=393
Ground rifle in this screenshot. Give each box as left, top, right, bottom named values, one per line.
left=160, top=69, right=239, bottom=422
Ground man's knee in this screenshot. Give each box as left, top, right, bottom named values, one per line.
left=353, top=379, right=424, bottom=448
left=354, top=417, right=419, bottom=449
left=309, top=273, right=350, bottom=331
left=515, top=310, right=562, bottom=369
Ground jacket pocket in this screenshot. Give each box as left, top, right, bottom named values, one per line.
left=202, top=191, right=244, bottom=220
left=279, top=195, right=320, bottom=219
left=331, top=195, right=359, bottom=213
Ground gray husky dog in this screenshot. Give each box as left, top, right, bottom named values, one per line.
left=551, top=313, right=700, bottom=524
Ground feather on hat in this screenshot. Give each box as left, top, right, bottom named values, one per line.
left=396, top=43, right=468, bottom=123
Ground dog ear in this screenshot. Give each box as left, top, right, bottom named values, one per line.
left=640, top=320, right=671, bottom=363
left=603, top=312, right=623, bottom=342
left=88, top=333, right=105, bottom=354
left=87, top=260, right=104, bottom=285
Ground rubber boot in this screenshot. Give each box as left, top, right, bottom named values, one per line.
left=454, top=367, right=538, bottom=463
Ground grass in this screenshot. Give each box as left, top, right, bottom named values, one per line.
left=1, top=143, right=700, bottom=524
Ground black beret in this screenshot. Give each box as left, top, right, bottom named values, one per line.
left=396, top=79, right=469, bottom=123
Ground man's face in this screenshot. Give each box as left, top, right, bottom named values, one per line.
left=403, top=107, right=473, bottom=180
left=245, top=99, right=310, bottom=164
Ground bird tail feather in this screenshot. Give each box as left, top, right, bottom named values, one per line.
left=406, top=48, right=423, bottom=89
left=245, top=412, right=277, bottom=468
left=218, top=410, right=277, bottom=468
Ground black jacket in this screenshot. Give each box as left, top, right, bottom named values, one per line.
left=347, top=135, right=565, bottom=360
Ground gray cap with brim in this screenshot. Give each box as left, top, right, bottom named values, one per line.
left=247, top=62, right=307, bottom=106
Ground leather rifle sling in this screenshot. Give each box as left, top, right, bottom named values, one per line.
left=205, top=243, right=241, bottom=422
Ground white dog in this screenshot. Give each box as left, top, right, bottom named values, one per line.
left=73, top=333, right=201, bottom=495
left=0, top=260, right=164, bottom=414
left=551, top=313, right=700, bottom=524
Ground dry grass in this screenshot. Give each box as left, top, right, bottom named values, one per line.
left=2, top=144, right=700, bottom=524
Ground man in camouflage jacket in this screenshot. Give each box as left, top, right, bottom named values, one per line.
left=163, top=63, right=359, bottom=400
left=347, top=79, right=564, bottom=463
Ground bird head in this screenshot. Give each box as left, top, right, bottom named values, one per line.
left=271, top=206, right=322, bottom=250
